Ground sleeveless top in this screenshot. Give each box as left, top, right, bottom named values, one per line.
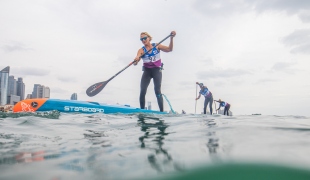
left=141, top=43, right=162, bottom=68
left=220, top=102, right=229, bottom=107
left=199, top=87, right=212, bottom=98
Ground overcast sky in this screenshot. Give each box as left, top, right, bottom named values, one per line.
left=1, top=0, right=310, bottom=116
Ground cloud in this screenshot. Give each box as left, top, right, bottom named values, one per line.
left=50, top=87, right=68, bottom=94
left=57, top=76, right=77, bottom=83
left=282, top=29, right=310, bottom=46
left=271, top=62, right=297, bottom=74
left=13, top=67, right=50, bottom=76
left=192, top=0, right=251, bottom=16
left=1, top=41, right=33, bottom=52
left=214, top=81, right=225, bottom=87
left=196, top=68, right=251, bottom=79
left=192, top=0, right=310, bottom=21
left=291, top=44, right=310, bottom=54
left=202, top=58, right=214, bottom=66
left=252, top=0, right=310, bottom=14
left=177, top=81, right=198, bottom=90
left=281, top=29, right=310, bottom=54
left=299, top=10, right=310, bottom=23
left=256, top=78, right=278, bottom=84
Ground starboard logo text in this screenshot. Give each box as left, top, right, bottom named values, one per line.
left=64, top=106, right=104, bottom=113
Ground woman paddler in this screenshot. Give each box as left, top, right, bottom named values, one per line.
left=133, top=31, right=176, bottom=112
left=214, top=99, right=231, bottom=116
left=195, top=82, right=214, bottom=115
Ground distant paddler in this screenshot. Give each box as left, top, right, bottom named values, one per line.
left=214, top=99, right=231, bottom=116
left=133, top=31, right=176, bottom=112
left=195, top=82, right=214, bottom=115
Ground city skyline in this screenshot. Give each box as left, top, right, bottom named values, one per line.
left=1, top=65, right=103, bottom=105
left=0, top=65, right=52, bottom=105
left=0, top=66, right=26, bottom=105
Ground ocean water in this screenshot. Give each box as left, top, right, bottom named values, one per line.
left=1, top=112, right=310, bottom=180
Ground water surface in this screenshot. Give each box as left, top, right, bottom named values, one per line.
left=1, top=112, right=310, bottom=180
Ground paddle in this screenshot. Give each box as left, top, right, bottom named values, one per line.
left=86, top=33, right=173, bottom=97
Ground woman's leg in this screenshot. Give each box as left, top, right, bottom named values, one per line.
left=140, top=68, right=152, bottom=109
left=152, top=68, right=163, bottom=111
left=203, top=98, right=208, bottom=114
left=226, top=104, right=230, bottom=116
left=224, top=107, right=227, bottom=115
left=209, top=96, right=213, bottom=115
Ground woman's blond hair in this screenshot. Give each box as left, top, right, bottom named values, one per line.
left=140, top=32, right=152, bottom=41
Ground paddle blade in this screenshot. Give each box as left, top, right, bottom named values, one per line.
left=86, top=81, right=108, bottom=97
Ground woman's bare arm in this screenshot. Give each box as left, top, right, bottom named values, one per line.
left=133, top=48, right=144, bottom=65
left=158, top=31, right=176, bottom=52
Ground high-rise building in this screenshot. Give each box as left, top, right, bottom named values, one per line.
left=32, top=84, right=40, bottom=98
left=0, top=66, right=10, bottom=105
left=43, top=86, right=50, bottom=98
left=70, top=93, right=77, bottom=100
left=32, top=84, right=50, bottom=98
left=7, top=75, right=21, bottom=105
left=8, top=76, right=17, bottom=96
left=17, top=78, right=25, bottom=100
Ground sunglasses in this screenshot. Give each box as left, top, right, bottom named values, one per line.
left=140, top=36, right=148, bottom=41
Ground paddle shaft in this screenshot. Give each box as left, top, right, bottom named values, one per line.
left=214, top=100, right=217, bottom=114
left=195, top=84, right=197, bottom=114
left=106, top=34, right=172, bottom=83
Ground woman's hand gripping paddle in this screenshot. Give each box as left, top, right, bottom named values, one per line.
left=86, top=33, right=172, bottom=97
